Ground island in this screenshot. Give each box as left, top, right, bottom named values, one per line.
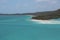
left=32, top=9, right=60, bottom=20
left=0, top=9, right=60, bottom=20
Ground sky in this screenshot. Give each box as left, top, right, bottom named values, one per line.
left=0, top=0, right=60, bottom=13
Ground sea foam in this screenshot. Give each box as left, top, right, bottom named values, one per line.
left=31, top=19, right=60, bottom=24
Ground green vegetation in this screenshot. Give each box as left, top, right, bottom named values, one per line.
left=32, top=9, right=60, bottom=20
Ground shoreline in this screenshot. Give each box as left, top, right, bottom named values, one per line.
left=31, top=19, right=60, bottom=24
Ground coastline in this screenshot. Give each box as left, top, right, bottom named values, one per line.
left=31, top=19, right=60, bottom=24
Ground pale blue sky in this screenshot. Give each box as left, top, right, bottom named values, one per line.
left=0, top=0, right=60, bottom=13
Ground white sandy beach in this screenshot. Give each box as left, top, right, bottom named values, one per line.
left=31, top=19, right=60, bottom=24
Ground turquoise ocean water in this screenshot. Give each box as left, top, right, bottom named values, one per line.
left=0, top=15, right=60, bottom=40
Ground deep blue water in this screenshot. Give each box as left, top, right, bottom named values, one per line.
left=0, top=15, right=60, bottom=40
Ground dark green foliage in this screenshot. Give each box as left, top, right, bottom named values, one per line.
left=32, top=9, right=60, bottom=20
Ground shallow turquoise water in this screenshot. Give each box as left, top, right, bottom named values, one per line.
left=0, top=15, right=60, bottom=40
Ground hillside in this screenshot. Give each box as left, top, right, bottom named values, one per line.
left=32, top=9, right=60, bottom=20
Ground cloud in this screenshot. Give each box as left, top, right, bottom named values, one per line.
left=50, top=1, right=57, bottom=4
left=16, top=3, right=29, bottom=10
left=35, top=0, right=58, bottom=4
left=34, top=0, right=58, bottom=9
left=35, top=0, right=49, bottom=2
left=0, top=0, right=8, bottom=3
